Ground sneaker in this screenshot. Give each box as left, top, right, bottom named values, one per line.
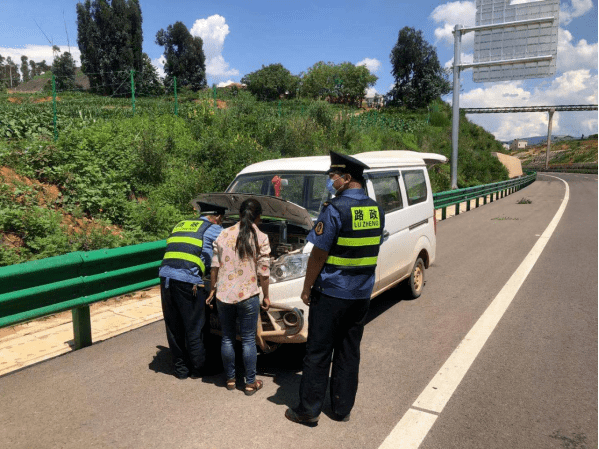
left=285, top=408, right=319, bottom=426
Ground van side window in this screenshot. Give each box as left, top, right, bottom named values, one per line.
left=402, top=170, right=428, bottom=206
left=372, top=176, right=402, bottom=213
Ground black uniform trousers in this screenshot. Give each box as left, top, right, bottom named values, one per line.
left=297, top=290, right=370, bottom=418
left=160, top=277, right=207, bottom=378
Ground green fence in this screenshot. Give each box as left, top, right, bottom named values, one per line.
left=0, top=173, right=537, bottom=349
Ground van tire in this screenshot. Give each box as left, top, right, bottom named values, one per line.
left=407, top=257, right=425, bottom=299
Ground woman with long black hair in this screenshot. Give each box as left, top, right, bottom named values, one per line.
left=207, top=198, right=271, bottom=395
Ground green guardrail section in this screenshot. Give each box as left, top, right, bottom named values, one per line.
left=0, top=240, right=166, bottom=348
left=0, top=172, right=537, bottom=350
left=432, top=171, right=537, bottom=220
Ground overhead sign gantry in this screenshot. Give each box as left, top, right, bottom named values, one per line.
left=450, top=0, right=560, bottom=188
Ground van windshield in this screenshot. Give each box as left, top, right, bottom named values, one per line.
left=227, top=172, right=330, bottom=218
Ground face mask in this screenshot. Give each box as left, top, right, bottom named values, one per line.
left=326, top=176, right=344, bottom=195
left=326, top=177, right=337, bottom=195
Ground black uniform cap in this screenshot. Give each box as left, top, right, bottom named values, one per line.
left=196, top=201, right=227, bottom=216
left=326, top=150, right=370, bottom=179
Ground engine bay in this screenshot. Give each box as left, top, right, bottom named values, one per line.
left=220, top=217, right=310, bottom=259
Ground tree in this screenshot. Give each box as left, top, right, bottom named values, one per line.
left=135, top=53, right=163, bottom=95
left=3, top=57, right=20, bottom=87
left=241, top=63, right=299, bottom=101
left=388, top=27, right=451, bottom=109
left=29, top=60, right=37, bottom=78
left=76, top=0, right=144, bottom=95
left=52, top=52, right=77, bottom=90
left=37, top=60, right=51, bottom=74
left=155, top=21, right=207, bottom=91
left=301, top=61, right=377, bottom=107
left=20, top=56, right=30, bottom=83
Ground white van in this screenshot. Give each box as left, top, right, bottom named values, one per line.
left=193, top=150, right=447, bottom=352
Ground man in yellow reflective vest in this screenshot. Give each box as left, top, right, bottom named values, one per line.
left=159, top=202, right=225, bottom=379
left=286, top=151, right=384, bottom=425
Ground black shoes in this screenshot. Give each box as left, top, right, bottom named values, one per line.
left=285, top=408, right=319, bottom=427
left=331, top=412, right=351, bottom=422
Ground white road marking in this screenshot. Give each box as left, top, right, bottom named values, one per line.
left=378, top=174, right=570, bottom=449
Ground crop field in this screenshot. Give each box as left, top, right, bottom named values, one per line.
left=0, top=89, right=509, bottom=265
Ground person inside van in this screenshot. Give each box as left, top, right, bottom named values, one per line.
left=285, top=151, right=385, bottom=425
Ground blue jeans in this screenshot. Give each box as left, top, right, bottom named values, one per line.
left=217, top=295, right=260, bottom=384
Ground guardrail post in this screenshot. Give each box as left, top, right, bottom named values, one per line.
left=455, top=203, right=460, bottom=215
left=442, top=207, right=447, bottom=220
left=72, top=306, right=92, bottom=349
left=476, top=197, right=480, bottom=208
left=466, top=199, right=471, bottom=211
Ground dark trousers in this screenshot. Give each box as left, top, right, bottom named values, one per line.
left=160, top=278, right=207, bottom=377
left=297, top=290, right=370, bottom=418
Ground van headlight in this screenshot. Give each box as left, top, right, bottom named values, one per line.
left=270, top=253, right=310, bottom=284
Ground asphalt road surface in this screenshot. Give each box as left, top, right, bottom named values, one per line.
left=1, top=173, right=596, bottom=449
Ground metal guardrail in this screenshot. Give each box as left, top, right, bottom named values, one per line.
left=433, top=171, right=537, bottom=220
left=0, top=172, right=538, bottom=349
left=0, top=240, right=166, bottom=348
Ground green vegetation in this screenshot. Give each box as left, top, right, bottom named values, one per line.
left=0, top=89, right=508, bottom=266
left=388, top=27, right=451, bottom=109
left=155, top=21, right=207, bottom=91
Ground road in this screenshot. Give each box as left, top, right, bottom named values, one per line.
left=0, top=173, right=596, bottom=449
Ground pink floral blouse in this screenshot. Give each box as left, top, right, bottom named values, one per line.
left=211, top=223, right=271, bottom=304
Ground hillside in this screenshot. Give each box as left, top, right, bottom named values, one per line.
left=0, top=91, right=509, bottom=266
left=509, top=135, right=598, bottom=166
left=10, top=69, right=90, bottom=93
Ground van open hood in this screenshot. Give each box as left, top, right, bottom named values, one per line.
left=191, top=193, right=314, bottom=229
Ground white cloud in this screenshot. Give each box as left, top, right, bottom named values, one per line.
left=151, top=55, right=166, bottom=79
left=560, top=0, right=594, bottom=25
left=217, top=80, right=242, bottom=87
left=458, top=71, right=598, bottom=140
left=557, top=28, right=598, bottom=73
left=0, top=44, right=81, bottom=76
left=190, top=15, right=239, bottom=80
left=430, top=1, right=476, bottom=47
left=444, top=52, right=474, bottom=69
left=357, top=58, right=381, bottom=73
left=365, top=87, right=378, bottom=97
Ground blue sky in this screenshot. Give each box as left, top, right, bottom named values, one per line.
left=0, top=0, right=597, bottom=141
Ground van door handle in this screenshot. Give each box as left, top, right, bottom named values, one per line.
left=382, top=230, right=390, bottom=241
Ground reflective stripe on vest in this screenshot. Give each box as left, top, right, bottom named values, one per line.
left=163, top=251, right=205, bottom=273
left=160, top=219, right=212, bottom=276
left=336, top=236, right=381, bottom=247
left=166, top=236, right=204, bottom=247
left=325, top=255, right=379, bottom=267
left=324, top=195, right=382, bottom=270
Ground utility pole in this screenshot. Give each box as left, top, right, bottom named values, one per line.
left=9, top=65, right=13, bottom=88
left=545, top=108, right=555, bottom=170
left=451, top=25, right=463, bottom=190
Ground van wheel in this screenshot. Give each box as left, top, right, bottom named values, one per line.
left=407, top=258, right=425, bottom=298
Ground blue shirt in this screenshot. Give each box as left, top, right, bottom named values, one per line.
left=307, top=188, right=385, bottom=300
left=159, top=217, right=223, bottom=285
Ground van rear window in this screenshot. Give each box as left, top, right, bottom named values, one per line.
left=402, top=170, right=428, bottom=206
left=372, top=176, right=403, bottom=213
